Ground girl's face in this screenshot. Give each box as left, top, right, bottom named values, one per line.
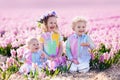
left=73, top=21, right=86, bottom=36
left=47, top=16, right=57, bottom=32
left=28, top=39, right=39, bottom=53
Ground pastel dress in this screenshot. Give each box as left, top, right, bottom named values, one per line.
left=19, top=50, right=46, bottom=74
left=66, top=33, right=95, bottom=73
left=40, top=32, right=63, bottom=69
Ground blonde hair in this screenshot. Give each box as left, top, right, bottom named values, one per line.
left=72, top=16, right=87, bottom=30
left=26, top=37, right=38, bottom=46
left=40, top=24, right=48, bottom=32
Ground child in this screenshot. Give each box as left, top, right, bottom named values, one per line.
left=66, top=17, right=95, bottom=73
left=19, top=37, right=46, bottom=74
left=38, top=11, right=64, bottom=70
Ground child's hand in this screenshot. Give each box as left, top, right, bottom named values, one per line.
left=47, top=56, right=52, bottom=60
left=40, top=53, right=45, bottom=59
left=32, top=63, right=38, bottom=69
left=72, top=59, right=79, bottom=64
left=80, top=42, right=89, bottom=47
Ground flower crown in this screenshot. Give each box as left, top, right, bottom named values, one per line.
left=38, top=11, right=57, bottom=23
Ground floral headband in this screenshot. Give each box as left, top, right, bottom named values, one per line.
left=38, top=11, right=57, bottom=23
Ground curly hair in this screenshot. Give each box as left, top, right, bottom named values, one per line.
left=72, top=16, right=87, bottom=30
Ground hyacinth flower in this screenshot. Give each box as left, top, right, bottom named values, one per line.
left=19, top=64, right=31, bottom=75
left=0, top=42, right=7, bottom=48
left=103, top=52, right=111, bottom=61
left=6, top=57, right=15, bottom=67
left=10, top=49, right=17, bottom=58
left=60, top=56, right=67, bottom=65
left=16, top=46, right=26, bottom=62
left=0, top=62, right=7, bottom=71
left=46, top=60, right=57, bottom=71
left=41, top=60, right=57, bottom=76
left=57, top=56, right=72, bottom=73
left=0, top=30, right=5, bottom=37
left=99, top=55, right=104, bottom=63
left=90, top=42, right=120, bottom=71
left=109, top=51, right=114, bottom=59
left=41, top=56, right=68, bottom=76
left=90, top=51, right=95, bottom=60
left=50, top=56, right=67, bottom=70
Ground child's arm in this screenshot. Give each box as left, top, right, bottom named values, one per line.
left=80, top=35, right=95, bottom=49
left=39, top=37, right=52, bottom=60
left=86, top=36, right=95, bottom=49
left=58, top=41, right=63, bottom=57
left=40, top=45, right=52, bottom=60
left=57, top=35, right=63, bottom=57
left=80, top=43, right=90, bottom=47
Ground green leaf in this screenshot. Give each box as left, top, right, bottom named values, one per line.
left=67, top=62, right=72, bottom=72
left=7, top=64, right=19, bottom=74
left=2, top=71, right=6, bottom=80
left=45, top=68, right=50, bottom=76
left=52, top=69, right=60, bottom=77
left=62, top=66, right=67, bottom=73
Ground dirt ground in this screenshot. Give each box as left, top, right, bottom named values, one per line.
left=8, top=63, right=120, bottom=80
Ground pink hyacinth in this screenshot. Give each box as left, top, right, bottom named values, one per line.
left=47, top=60, right=57, bottom=71
left=0, top=42, right=7, bottom=48
left=11, top=40, right=19, bottom=48
left=10, top=49, right=17, bottom=58
left=99, top=55, right=104, bottom=63
left=90, top=53, right=95, bottom=60
left=59, top=56, right=67, bottom=65
left=0, top=63, right=7, bottom=71
left=4, top=36, right=15, bottom=45
left=16, top=46, right=25, bottom=59
left=103, top=52, right=110, bottom=61
left=109, top=51, right=114, bottom=59
left=6, top=57, right=15, bottom=67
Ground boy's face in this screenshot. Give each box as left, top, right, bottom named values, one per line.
left=73, top=21, right=86, bottom=36
left=28, top=39, right=39, bottom=53
left=47, top=16, right=57, bottom=32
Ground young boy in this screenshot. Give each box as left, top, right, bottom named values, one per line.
left=66, top=17, right=95, bottom=73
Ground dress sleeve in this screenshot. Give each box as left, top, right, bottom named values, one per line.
left=87, top=35, right=95, bottom=49
left=66, top=38, right=73, bottom=60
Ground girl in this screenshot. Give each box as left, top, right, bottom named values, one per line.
left=19, top=37, right=46, bottom=74
left=38, top=11, right=64, bottom=70
left=66, top=17, right=95, bottom=73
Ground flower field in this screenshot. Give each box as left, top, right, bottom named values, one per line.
left=0, top=9, right=120, bottom=80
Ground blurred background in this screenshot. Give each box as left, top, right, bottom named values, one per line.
left=0, top=0, right=120, bottom=18
left=0, top=0, right=120, bottom=47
